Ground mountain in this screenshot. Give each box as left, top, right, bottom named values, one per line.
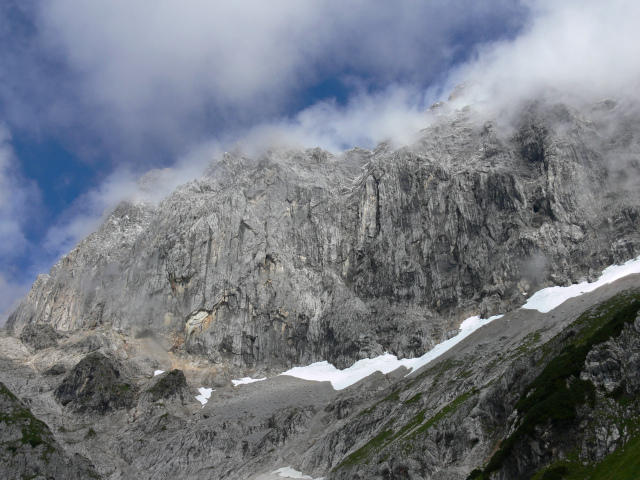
left=1, top=96, right=640, bottom=479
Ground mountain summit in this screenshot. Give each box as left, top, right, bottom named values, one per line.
left=2, top=97, right=640, bottom=479
left=8, top=100, right=640, bottom=370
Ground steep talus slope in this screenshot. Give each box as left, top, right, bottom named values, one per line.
left=1, top=272, right=639, bottom=479
left=8, top=100, right=640, bottom=374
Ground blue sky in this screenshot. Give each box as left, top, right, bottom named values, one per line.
left=1, top=0, right=639, bottom=315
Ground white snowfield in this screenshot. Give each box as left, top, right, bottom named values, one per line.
left=279, top=314, right=503, bottom=390
left=195, top=387, right=214, bottom=406
left=233, top=255, right=640, bottom=392
left=522, top=255, right=640, bottom=313
left=270, top=466, right=324, bottom=479
left=153, top=370, right=165, bottom=376
left=232, top=376, right=267, bottom=387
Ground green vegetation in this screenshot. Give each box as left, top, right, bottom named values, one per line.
left=381, top=388, right=401, bottom=403
left=540, top=465, right=569, bottom=480
left=337, top=388, right=477, bottom=470
left=417, top=357, right=464, bottom=385
left=578, top=432, right=640, bottom=479
left=404, top=393, right=422, bottom=404
left=358, top=404, right=376, bottom=416
left=510, top=330, right=544, bottom=357
left=467, top=468, right=483, bottom=479
left=527, top=429, right=640, bottom=480
left=474, top=290, right=640, bottom=479
left=0, top=382, right=56, bottom=456
left=411, top=389, right=477, bottom=439
left=336, top=428, right=394, bottom=468
left=394, top=409, right=427, bottom=440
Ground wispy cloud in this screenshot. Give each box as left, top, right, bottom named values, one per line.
left=2, top=0, right=527, bottom=162
left=446, top=0, right=640, bottom=117
left=0, top=124, right=41, bottom=314
left=242, top=84, right=433, bottom=153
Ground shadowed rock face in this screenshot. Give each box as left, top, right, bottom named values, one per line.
left=7, top=100, right=640, bottom=370
left=54, top=352, right=137, bottom=414
left=19, top=323, right=59, bottom=351
left=141, top=369, right=196, bottom=407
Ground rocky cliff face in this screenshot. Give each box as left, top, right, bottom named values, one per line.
left=8, top=100, right=640, bottom=375
left=1, top=269, right=639, bottom=479
left=2, top=95, right=640, bottom=479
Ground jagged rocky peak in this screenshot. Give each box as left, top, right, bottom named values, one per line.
left=7, top=98, right=640, bottom=375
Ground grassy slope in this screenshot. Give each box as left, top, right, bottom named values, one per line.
left=473, top=289, right=640, bottom=479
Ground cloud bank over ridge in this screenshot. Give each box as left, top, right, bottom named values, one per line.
left=1, top=0, right=639, bottom=316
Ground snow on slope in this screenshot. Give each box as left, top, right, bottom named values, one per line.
left=235, top=255, right=640, bottom=391
left=270, top=466, right=324, bottom=479
left=522, top=255, right=640, bottom=313
left=232, top=377, right=267, bottom=387
left=195, top=387, right=214, bottom=406
left=280, top=314, right=503, bottom=390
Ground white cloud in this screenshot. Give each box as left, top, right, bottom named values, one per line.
left=446, top=0, right=640, bottom=117
left=0, top=125, right=41, bottom=256
left=242, top=84, right=432, bottom=153
left=29, top=0, right=526, bottom=159
left=0, top=124, right=42, bottom=315
left=0, top=274, right=28, bottom=325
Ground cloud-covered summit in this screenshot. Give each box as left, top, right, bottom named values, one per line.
left=0, top=0, right=639, bottom=318
left=2, top=0, right=527, bottom=162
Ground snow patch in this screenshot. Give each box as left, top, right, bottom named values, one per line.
left=270, top=466, right=324, bottom=479
left=226, top=257, right=640, bottom=394
left=232, top=376, right=267, bottom=387
left=195, top=387, right=214, bottom=406
left=523, top=255, right=640, bottom=313
left=153, top=370, right=165, bottom=376
left=280, top=314, right=503, bottom=390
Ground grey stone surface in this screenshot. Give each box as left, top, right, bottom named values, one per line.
left=0, top=266, right=639, bottom=479
left=2, top=95, right=640, bottom=479
left=0, top=380, right=99, bottom=480
left=7, top=99, right=640, bottom=374
left=54, top=352, right=138, bottom=414
left=18, top=323, right=60, bottom=352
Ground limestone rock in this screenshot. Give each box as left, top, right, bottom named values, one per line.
left=19, top=323, right=59, bottom=352
left=6, top=99, right=640, bottom=375
left=139, top=369, right=196, bottom=407
left=0, top=381, right=99, bottom=479
left=54, top=352, right=137, bottom=414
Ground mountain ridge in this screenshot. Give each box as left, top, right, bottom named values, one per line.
left=7, top=99, right=640, bottom=374
left=2, top=96, right=640, bottom=479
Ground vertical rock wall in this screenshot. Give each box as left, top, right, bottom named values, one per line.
left=7, top=101, right=640, bottom=370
